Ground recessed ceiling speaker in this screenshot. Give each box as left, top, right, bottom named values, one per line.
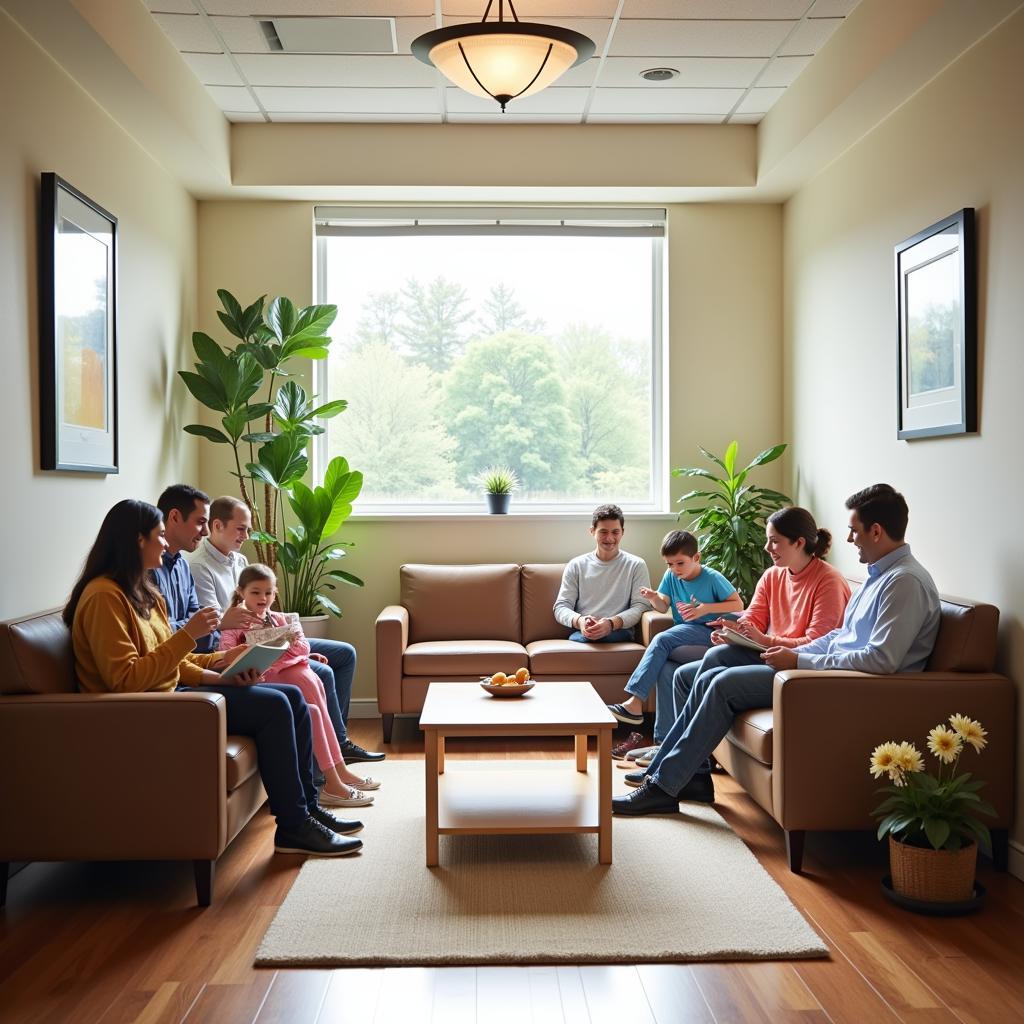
left=640, top=67, right=679, bottom=82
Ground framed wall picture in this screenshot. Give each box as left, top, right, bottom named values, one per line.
left=895, top=207, right=976, bottom=440
left=39, top=173, right=119, bottom=473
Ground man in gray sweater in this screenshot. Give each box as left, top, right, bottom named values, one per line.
left=553, top=504, right=651, bottom=643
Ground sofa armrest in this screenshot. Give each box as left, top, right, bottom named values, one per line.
left=770, top=670, right=1016, bottom=832
left=641, top=610, right=674, bottom=645
left=375, top=605, right=409, bottom=715
left=0, top=691, right=230, bottom=860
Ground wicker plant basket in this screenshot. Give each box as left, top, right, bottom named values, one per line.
left=889, top=836, right=977, bottom=902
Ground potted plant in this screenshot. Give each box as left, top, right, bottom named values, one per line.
left=178, top=290, right=364, bottom=620
left=480, top=465, right=518, bottom=514
left=870, top=714, right=996, bottom=905
left=673, top=441, right=792, bottom=603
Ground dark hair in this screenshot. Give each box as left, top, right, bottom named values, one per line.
left=845, top=483, right=909, bottom=541
left=591, top=503, right=624, bottom=529
left=767, top=506, right=832, bottom=558
left=63, top=500, right=164, bottom=627
left=231, top=563, right=277, bottom=607
left=157, top=483, right=209, bottom=524
left=661, top=530, right=699, bottom=557
left=209, top=495, right=247, bottom=527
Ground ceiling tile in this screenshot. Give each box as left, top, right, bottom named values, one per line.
left=253, top=85, right=440, bottom=113
left=589, top=87, right=742, bottom=115
left=443, top=2, right=619, bottom=14
left=736, top=86, right=785, bottom=113
left=439, top=15, right=612, bottom=52
left=594, top=56, right=765, bottom=88
left=624, top=1, right=811, bottom=17
left=235, top=53, right=436, bottom=87
left=808, top=0, right=861, bottom=16
left=181, top=52, right=245, bottom=86
left=270, top=111, right=443, bottom=122
left=445, top=86, right=588, bottom=114
left=211, top=16, right=270, bottom=52
left=206, top=85, right=260, bottom=111
left=756, top=54, right=811, bottom=87
left=204, top=1, right=432, bottom=14
left=728, top=112, right=762, bottom=123
left=152, top=13, right=222, bottom=53
left=610, top=19, right=795, bottom=58
left=145, top=0, right=197, bottom=14
left=397, top=17, right=439, bottom=54
left=779, top=17, right=842, bottom=55
left=446, top=113, right=584, bottom=123
left=224, top=111, right=266, bottom=122
left=587, top=113, right=724, bottom=123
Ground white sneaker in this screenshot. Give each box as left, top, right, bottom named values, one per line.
left=320, top=785, right=375, bottom=807
left=626, top=745, right=659, bottom=762
left=349, top=776, right=381, bottom=791
left=635, top=747, right=661, bottom=767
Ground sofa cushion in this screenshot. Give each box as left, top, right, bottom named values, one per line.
left=0, top=610, right=75, bottom=696
left=526, top=639, right=645, bottom=675
left=927, top=598, right=999, bottom=673
left=403, top=640, right=529, bottom=676
left=725, top=708, right=774, bottom=766
left=521, top=564, right=572, bottom=644
left=225, top=736, right=259, bottom=792
left=401, top=564, right=521, bottom=643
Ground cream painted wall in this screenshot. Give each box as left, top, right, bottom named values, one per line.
left=195, top=201, right=783, bottom=704
left=0, top=12, right=198, bottom=619
left=784, top=10, right=1024, bottom=854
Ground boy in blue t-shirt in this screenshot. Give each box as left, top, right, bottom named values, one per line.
left=607, top=530, right=742, bottom=740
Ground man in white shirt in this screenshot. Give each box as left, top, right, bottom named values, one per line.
left=189, top=495, right=385, bottom=764
left=553, top=503, right=650, bottom=643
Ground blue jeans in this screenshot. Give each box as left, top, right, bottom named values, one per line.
left=567, top=628, right=634, bottom=643
left=183, top=681, right=317, bottom=830
left=623, top=622, right=711, bottom=742
left=307, top=638, right=356, bottom=744
left=646, top=644, right=774, bottom=796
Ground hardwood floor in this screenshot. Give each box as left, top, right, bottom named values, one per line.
left=2, top=719, right=1022, bottom=1024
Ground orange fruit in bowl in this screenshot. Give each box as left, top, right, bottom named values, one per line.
left=490, top=671, right=508, bottom=686
left=515, top=667, right=530, bottom=683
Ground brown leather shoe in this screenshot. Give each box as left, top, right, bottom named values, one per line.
left=611, top=731, right=652, bottom=760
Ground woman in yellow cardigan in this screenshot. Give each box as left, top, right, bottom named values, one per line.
left=65, top=499, right=362, bottom=857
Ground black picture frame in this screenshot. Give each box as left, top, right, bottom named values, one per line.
left=895, top=207, right=976, bottom=440
left=39, top=173, right=119, bottom=473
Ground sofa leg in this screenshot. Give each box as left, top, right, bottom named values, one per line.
left=991, top=829, right=1009, bottom=872
left=0, top=863, right=7, bottom=907
left=785, top=830, right=805, bottom=873
left=194, top=859, right=215, bottom=907
left=382, top=713, right=395, bottom=744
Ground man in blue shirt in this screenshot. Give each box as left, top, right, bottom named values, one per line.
left=614, top=483, right=941, bottom=815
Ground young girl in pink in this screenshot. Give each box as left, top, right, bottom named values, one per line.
left=220, top=564, right=380, bottom=808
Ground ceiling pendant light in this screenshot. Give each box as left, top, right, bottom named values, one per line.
left=411, top=0, right=595, bottom=113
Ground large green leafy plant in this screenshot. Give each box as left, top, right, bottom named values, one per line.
left=673, top=441, right=792, bottom=603
left=178, top=290, right=363, bottom=616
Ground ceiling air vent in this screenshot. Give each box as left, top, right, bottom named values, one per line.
left=259, top=17, right=397, bottom=55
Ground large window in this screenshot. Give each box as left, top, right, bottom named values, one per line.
left=315, top=207, right=665, bottom=513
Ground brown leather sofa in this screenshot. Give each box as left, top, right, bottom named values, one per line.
left=375, top=563, right=682, bottom=742
left=0, top=609, right=267, bottom=906
left=646, top=588, right=1016, bottom=872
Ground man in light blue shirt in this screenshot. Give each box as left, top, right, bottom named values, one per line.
left=614, top=483, right=941, bottom=816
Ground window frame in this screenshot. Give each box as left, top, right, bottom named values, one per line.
left=313, top=207, right=668, bottom=517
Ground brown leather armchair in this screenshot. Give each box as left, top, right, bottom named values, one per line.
left=0, top=610, right=267, bottom=906
left=651, top=589, right=1016, bottom=872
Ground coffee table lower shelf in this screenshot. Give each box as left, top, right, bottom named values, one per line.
left=437, top=763, right=601, bottom=835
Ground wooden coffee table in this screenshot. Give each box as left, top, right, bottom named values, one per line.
left=419, top=681, right=617, bottom=867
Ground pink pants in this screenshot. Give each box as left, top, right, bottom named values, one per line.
left=272, top=663, right=343, bottom=772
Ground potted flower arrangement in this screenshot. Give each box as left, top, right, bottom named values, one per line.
left=870, top=714, right=996, bottom=905
left=480, top=465, right=518, bottom=514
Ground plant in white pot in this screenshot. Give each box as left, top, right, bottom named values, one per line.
left=480, top=465, right=518, bottom=514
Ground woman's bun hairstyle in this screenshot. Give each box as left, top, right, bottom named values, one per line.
left=814, top=528, right=832, bottom=558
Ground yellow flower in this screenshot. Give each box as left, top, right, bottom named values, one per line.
left=927, top=725, right=963, bottom=763
left=895, top=741, right=924, bottom=774
left=869, top=742, right=900, bottom=779
left=949, top=713, right=988, bottom=752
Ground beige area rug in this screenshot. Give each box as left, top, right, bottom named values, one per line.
left=256, top=760, right=828, bottom=966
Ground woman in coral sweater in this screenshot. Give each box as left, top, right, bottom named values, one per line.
left=219, top=563, right=380, bottom=808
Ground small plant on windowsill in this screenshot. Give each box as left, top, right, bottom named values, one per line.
left=479, top=465, right=518, bottom=514
left=870, top=714, right=996, bottom=905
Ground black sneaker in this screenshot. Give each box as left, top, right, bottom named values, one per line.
left=611, top=779, right=680, bottom=816
left=274, top=816, right=363, bottom=856
left=339, top=739, right=386, bottom=763
left=607, top=703, right=645, bottom=727
left=624, top=769, right=647, bottom=788
left=678, top=772, right=715, bottom=804
left=310, top=804, right=364, bottom=835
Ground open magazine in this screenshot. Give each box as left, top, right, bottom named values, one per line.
left=219, top=642, right=289, bottom=681
left=719, top=625, right=768, bottom=653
